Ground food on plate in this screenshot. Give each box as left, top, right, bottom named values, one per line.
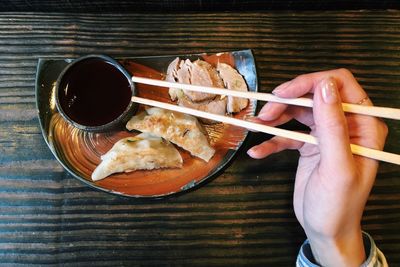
left=91, top=58, right=248, bottom=181
left=187, top=59, right=224, bottom=102
left=178, top=96, right=227, bottom=117
left=166, top=57, right=182, bottom=101
left=167, top=58, right=222, bottom=102
left=91, top=132, right=183, bottom=181
left=165, top=57, right=249, bottom=122
left=216, top=63, right=249, bottom=113
left=126, top=107, right=215, bottom=162
left=177, top=94, right=226, bottom=125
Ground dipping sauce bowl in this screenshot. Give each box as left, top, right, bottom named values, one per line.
left=55, top=55, right=137, bottom=132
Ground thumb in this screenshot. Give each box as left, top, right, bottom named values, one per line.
left=313, top=77, right=354, bottom=172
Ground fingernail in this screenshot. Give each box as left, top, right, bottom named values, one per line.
left=272, top=80, right=292, bottom=95
left=258, top=112, right=271, bottom=121
left=247, top=147, right=257, bottom=156
left=257, top=103, right=273, bottom=120
left=321, top=77, right=338, bottom=104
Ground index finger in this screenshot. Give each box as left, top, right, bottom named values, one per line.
left=273, top=68, right=372, bottom=105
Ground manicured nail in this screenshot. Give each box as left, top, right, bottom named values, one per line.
left=257, top=102, right=274, bottom=120
left=247, top=147, right=257, bottom=156
left=258, top=112, right=271, bottom=121
left=321, top=77, right=338, bottom=104
left=272, top=80, right=292, bottom=95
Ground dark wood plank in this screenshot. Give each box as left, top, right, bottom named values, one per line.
left=0, top=11, right=399, bottom=266
left=0, top=0, right=399, bottom=12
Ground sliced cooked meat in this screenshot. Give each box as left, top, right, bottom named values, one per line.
left=185, top=60, right=223, bottom=102
left=176, top=59, right=192, bottom=87
left=166, top=57, right=180, bottom=80
left=178, top=95, right=226, bottom=124
left=166, top=57, right=181, bottom=101
left=166, top=58, right=248, bottom=123
left=217, top=63, right=249, bottom=113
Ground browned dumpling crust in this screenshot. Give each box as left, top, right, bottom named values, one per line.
left=126, top=107, right=215, bottom=162
left=91, top=132, right=183, bottom=181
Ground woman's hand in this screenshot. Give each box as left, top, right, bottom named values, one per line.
left=248, top=69, right=388, bottom=267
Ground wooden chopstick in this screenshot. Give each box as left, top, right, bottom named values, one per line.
left=131, top=96, right=400, bottom=165
left=132, top=76, right=400, bottom=120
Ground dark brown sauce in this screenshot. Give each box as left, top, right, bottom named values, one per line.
left=58, top=58, right=131, bottom=127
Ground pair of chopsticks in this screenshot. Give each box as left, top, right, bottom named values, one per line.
left=131, top=76, right=400, bottom=165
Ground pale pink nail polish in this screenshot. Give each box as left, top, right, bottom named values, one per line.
left=258, top=112, right=271, bottom=121
left=321, top=77, right=338, bottom=104
left=272, top=80, right=292, bottom=95
left=247, top=147, right=257, bottom=157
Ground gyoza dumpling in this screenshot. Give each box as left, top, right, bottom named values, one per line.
left=126, top=107, right=215, bottom=162
left=91, top=133, right=183, bottom=181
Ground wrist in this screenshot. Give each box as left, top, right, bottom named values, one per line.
left=306, top=228, right=366, bottom=267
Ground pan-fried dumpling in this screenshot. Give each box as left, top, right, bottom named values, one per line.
left=126, top=107, right=215, bottom=162
left=91, top=132, right=183, bottom=181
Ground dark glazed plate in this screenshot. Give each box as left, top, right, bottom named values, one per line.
left=35, top=50, right=258, bottom=198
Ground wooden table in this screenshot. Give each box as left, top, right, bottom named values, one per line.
left=0, top=11, right=399, bottom=266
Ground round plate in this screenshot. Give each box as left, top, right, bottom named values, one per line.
left=35, top=50, right=258, bottom=198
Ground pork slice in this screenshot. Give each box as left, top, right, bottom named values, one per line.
left=166, top=57, right=181, bottom=101
left=183, top=60, right=223, bottom=102
left=178, top=95, right=227, bottom=124
left=176, top=59, right=192, bottom=86
left=217, top=63, right=248, bottom=113
left=193, top=60, right=225, bottom=88
left=166, top=57, right=180, bottom=79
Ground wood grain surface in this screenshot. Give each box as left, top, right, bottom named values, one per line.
left=0, top=11, right=399, bottom=266
left=0, top=1, right=399, bottom=12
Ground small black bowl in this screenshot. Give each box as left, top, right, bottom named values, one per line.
left=55, top=55, right=137, bottom=132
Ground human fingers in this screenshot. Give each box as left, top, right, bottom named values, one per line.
left=258, top=102, right=288, bottom=121
left=346, top=114, right=388, bottom=190
left=346, top=114, right=388, bottom=151
left=257, top=79, right=306, bottom=121
left=261, top=71, right=351, bottom=126
left=313, top=77, right=355, bottom=174
left=247, top=135, right=303, bottom=159
left=258, top=77, right=314, bottom=122
left=257, top=105, right=314, bottom=128
left=272, top=68, right=369, bottom=105
left=329, top=68, right=371, bottom=104
left=247, top=113, right=293, bottom=129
